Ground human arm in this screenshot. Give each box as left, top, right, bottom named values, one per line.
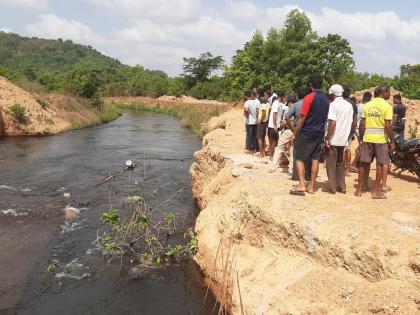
left=385, top=120, right=396, bottom=151
left=359, top=118, right=366, bottom=142
left=324, top=120, right=336, bottom=148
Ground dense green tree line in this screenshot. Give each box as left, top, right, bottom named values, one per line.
left=0, top=9, right=418, bottom=101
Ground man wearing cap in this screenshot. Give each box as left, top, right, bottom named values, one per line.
left=324, top=84, right=355, bottom=194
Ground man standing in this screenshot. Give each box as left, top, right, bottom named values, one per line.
left=355, top=84, right=395, bottom=199
left=267, top=92, right=280, bottom=159
left=271, top=94, right=295, bottom=171
left=256, top=92, right=270, bottom=158
left=392, top=94, right=406, bottom=139
left=290, top=75, right=330, bottom=196
left=244, top=91, right=259, bottom=153
left=285, top=87, right=313, bottom=179
left=324, top=85, right=355, bottom=194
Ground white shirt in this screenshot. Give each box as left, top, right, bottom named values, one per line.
left=244, top=99, right=259, bottom=125
left=268, top=100, right=279, bottom=128
left=278, top=103, right=289, bottom=127
left=356, top=102, right=365, bottom=129
left=328, top=97, right=354, bottom=146
left=268, top=93, right=278, bottom=105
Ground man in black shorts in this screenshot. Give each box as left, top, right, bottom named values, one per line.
left=290, top=75, right=330, bottom=196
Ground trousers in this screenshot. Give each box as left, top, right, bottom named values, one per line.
left=325, top=145, right=345, bottom=192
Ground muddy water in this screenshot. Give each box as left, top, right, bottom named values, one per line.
left=0, top=111, right=217, bottom=315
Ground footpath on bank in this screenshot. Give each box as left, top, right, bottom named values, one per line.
left=190, top=108, right=420, bottom=314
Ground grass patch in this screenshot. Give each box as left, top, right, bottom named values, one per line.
left=115, top=102, right=221, bottom=136
left=97, top=103, right=123, bottom=124
left=10, top=103, right=27, bottom=123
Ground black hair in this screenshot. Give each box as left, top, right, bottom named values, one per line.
left=287, top=94, right=297, bottom=103
left=258, top=88, right=265, bottom=98
left=245, top=91, right=251, bottom=98
left=393, top=94, right=402, bottom=101
left=362, top=91, right=372, bottom=103
left=374, top=84, right=390, bottom=97
left=263, top=85, right=272, bottom=93
left=309, top=74, right=323, bottom=89
left=342, top=86, right=351, bottom=99
left=276, top=91, right=285, bottom=97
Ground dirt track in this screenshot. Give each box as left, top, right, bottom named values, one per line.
left=190, top=108, right=420, bottom=314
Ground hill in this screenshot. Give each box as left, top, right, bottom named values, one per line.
left=0, top=32, right=171, bottom=98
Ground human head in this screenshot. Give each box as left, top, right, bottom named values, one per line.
left=263, top=85, right=272, bottom=97
left=342, top=86, right=351, bottom=99
left=350, top=96, right=357, bottom=104
left=328, top=84, right=344, bottom=99
left=297, top=87, right=312, bottom=100
left=252, top=90, right=258, bottom=100
left=374, top=84, right=391, bottom=100
left=362, top=91, right=372, bottom=103
left=245, top=91, right=252, bottom=100
left=277, top=91, right=286, bottom=103
left=393, top=94, right=402, bottom=104
left=258, top=88, right=266, bottom=101
left=286, top=94, right=296, bottom=106
left=251, top=86, right=258, bottom=96
left=309, top=74, right=323, bottom=90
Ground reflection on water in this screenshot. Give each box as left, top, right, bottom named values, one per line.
left=0, top=111, right=217, bottom=315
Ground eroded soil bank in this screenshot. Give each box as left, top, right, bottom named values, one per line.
left=190, top=108, right=420, bottom=314
left=0, top=76, right=119, bottom=136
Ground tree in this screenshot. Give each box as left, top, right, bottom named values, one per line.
left=182, top=52, right=224, bottom=87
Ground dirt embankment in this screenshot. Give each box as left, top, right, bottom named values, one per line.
left=190, top=108, right=420, bottom=314
left=0, top=76, right=112, bottom=136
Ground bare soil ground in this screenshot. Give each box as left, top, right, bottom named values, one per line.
left=0, top=76, right=109, bottom=136
left=190, top=107, right=420, bottom=314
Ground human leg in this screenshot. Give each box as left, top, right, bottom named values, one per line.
left=325, top=146, right=338, bottom=193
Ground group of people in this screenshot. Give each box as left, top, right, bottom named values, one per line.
left=243, top=74, right=407, bottom=198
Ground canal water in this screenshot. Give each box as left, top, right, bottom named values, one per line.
left=0, top=111, right=217, bottom=315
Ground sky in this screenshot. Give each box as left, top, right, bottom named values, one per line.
left=0, top=0, right=419, bottom=77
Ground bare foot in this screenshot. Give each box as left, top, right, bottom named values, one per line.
left=354, top=191, right=362, bottom=197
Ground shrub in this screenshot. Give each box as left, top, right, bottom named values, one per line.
left=10, top=103, right=27, bottom=123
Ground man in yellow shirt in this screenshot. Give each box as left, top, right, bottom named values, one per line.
left=355, top=84, right=395, bottom=199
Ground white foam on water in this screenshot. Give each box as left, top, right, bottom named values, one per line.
left=0, top=185, right=18, bottom=191
left=1, top=209, right=30, bottom=217
left=57, top=187, right=66, bottom=192
left=63, top=193, right=71, bottom=198
left=61, top=221, right=82, bottom=233
left=0, top=185, right=32, bottom=192
left=55, top=258, right=91, bottom=280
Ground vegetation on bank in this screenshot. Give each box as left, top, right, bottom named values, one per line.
left=115, top=102, right=221, bottom=135
left=1, top=9, right=419, bottom=102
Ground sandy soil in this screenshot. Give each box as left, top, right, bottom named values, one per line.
left=0, top=76, right=108, bottom=136
left=190, top=107, right=420, bottom=314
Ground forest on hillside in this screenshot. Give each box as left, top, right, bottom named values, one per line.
left=0, top=10, right=419, bottom=102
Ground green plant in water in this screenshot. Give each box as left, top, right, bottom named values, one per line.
left=101, top=235, right=121, bottom=252
left=10, top=103, right=27, bottom=123
left=165, top=212, right=176, bottom=233
left=101, top=208, right=120, bottom=227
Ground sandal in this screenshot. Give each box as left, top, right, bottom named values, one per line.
left=372, top=193, right=387, bottom=199
left=290, top=188, right=306, bottom=196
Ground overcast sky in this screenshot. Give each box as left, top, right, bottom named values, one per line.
left=1, top=0, right=419, bottom=77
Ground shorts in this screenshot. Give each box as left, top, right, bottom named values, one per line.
left=295, top=132, right=324, bottom=161
left=257, top=122, right=268, bottom=139
left=359, top=142, right=390, bottom=165
left=268, top=128, right=279, bottom=141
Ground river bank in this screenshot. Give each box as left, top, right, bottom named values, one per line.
left=190, top=108, right=420, bottom=314
left=0, top=75, right=121, bottom=137
left=104, top=96, right=234, bottom=135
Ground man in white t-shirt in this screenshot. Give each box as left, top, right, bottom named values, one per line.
left=324, top=84, right=355, bottom=193
left=244, top=91, right=259, bottom=153
left=267, top=97, right=280, bottom=158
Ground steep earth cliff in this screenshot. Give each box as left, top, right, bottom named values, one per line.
left=190, top=109, right=420, bottom=314
left=0, top=76, right=111, bottom=136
